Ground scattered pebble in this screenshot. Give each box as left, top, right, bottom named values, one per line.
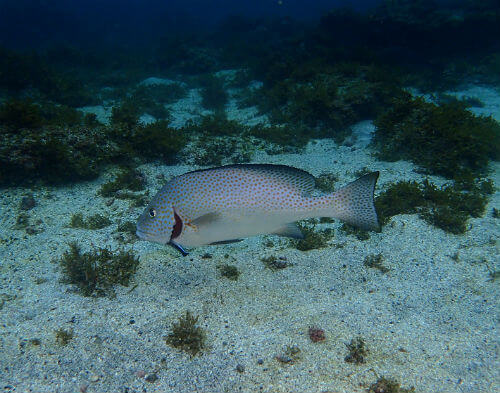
left=145, top=373, right=158, bottom=383
left=19, top=194, right=36, bottom=210
left=236, top=364, right=245, bottom=373
left=276, top=354, right=293, bottom=364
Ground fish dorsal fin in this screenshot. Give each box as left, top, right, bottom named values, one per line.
left=256, top=165, right=315, bottom=196
left=272, top=223, right=304, bottom=239
left=188, top=164, right=315, bottom=196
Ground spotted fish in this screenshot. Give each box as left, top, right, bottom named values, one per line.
left=136, top=164, right=379, bottom=255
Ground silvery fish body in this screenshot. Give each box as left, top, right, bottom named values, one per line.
left=136, top=164, right=379, bottom=253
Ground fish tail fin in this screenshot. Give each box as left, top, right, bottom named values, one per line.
left=326, top=171, right=380, bottom=231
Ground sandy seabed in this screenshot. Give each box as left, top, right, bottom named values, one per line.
left=0, top=80, right=498, bottom=393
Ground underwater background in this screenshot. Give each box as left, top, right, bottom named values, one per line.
left=0, top=0, right=499, bottom=392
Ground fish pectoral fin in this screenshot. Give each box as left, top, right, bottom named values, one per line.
left=209, top=239, right=242, bottom=245
left=272, top=223, right=304, bottom=239
left=191, top=212, right=223, bottom=226
left=169, top=240, right=189, bottom=256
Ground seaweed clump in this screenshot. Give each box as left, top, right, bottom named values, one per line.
left=364, top=254, right=390, bottom=274
left=0, top=100, right=109, bottom=185
left=340, top=223, right=371, bottom=240
left=58, top=242, right=140, bottom=297
left=368, top=376, right=415, bottom=393
left=123, top=120, right=187, bottom=163
left=110, top=100, right=140, bottom=128
left=218, top=264, right=240, bottom=281
left=99, top=167, right=146, bottom=197
left=375, top=179, right=493, bottom=234
left=55, top=328, right=74, bottom=346
left=199, top=74, right=228, bottom=112
left=0, top=99, right=43, bottom=129
left=372, top=93, right=500, bottom=178
left=345, top=336, right=368, bottom=364
left=292, top=222, right=334, bottom=251
left=69, top=213, right=112, bottom=230
left=261, top=255, right=289, bottom=271
left=314, top=172, right=338, bottom=193
left=164, top=311, right=206, bottom=356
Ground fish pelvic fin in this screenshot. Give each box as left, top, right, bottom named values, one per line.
left=328, top=171, right=380, bottom=231
left=272, top=223, right=304, bottom=239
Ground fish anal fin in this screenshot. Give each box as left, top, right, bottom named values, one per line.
left=210, top=239, right=242, bottom=245
left=273, top=223, right=304, bottom=239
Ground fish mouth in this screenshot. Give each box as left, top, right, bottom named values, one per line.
left=136, top=228, right=168, bottom=245
left=136, top=229, right=152, bottom=240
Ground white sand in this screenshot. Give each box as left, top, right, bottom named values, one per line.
left=0, top=82, right=498, bottom=393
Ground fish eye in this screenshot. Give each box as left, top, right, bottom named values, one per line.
left=149, top=208, right=156, bottom=218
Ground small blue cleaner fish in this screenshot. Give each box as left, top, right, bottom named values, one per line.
left=137, top=164, right=379, bottom=255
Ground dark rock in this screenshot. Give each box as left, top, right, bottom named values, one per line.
left=20, top=194, right=36, bottom=210
left=145, top=373, right=158, bottom=383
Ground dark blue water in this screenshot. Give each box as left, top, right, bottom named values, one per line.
left=0, top=0, right=389, bottom=48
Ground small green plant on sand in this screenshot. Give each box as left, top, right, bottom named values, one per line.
left=261, top=255, right=289, bottom=271
left=345, top=336, right=368, bottom=364
left=292, top=222, right=334, bottom=251
left=111, top=100, right=140, bottom=128
left=99, top=167, right=146, bottom=197
left=164, top=311, right=206, bottom=356
left=69, top=213, right=112, bottom=230
left=129, top=120, right=186, bottom=162
left=218, top=264, right=240, bottom=280
left=368, top=376, right=415, bottom=393
left=58, top=242, right=140, bottom=297
left=364, top=254, right=390, bottom=274
left=117, top=221, right=137, bottom=235
left=340, top=223, right=371, bottom=240
left=55, top=328, right=73, bottom=346
left=314, top=172, right=338, bottom=193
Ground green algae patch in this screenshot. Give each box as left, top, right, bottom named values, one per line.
left=375, top=179, right=493, bottom=234
left=127, top=121, right=187, bottom=163
left=0, top=99, right=44, bottom=129
left=69, top=213, right=112, bottom=230
left=164, top=311, right=206, bottom=356
left=340, top=223, right=371, bottom=240
left=363, top=254, right=389, bottom=274
left=292, top=222, right=334, bottom=251
left=99, top=167, right=146, bottom=197
left=372, top=93, right=500, bottom=178
left=183, top=113, right=247, bottom=137
left=199, top=73, right=228, bottom=112
left=218, top=264, right=240, bottom=281
left=111, top=100, right=140, bottom=128
left=55, top=328, right=74, bottom=346
left=58, top=242, right=140, bottom=297
left=314, top=172, right=338, bottom=193
left=345, top=336, right=368, bottom=364
left=368, top=376, right=415, bottom=393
